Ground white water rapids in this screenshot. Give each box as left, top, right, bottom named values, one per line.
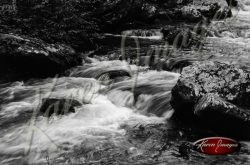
left=0, top=60, right=179, bottom=164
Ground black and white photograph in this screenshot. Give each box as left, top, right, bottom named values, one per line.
left=0, top=0, right=250, bottom=164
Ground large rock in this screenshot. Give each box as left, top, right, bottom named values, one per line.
left=154, top=0, right=232, bottom=23
left=0, top=33, right=82, bottom=81
left=161, top=25, right=205, bottom=49
left=226, top=0, right=239, bottom=7
left=194, top=93, right=250, bottom=137
left=39, top=98, right=82, bottom=117
left=191, top=0, right=232, bottom=19
left=67, top=62, right=132, bottom=84
left=171, top=61, right=250, bottom=138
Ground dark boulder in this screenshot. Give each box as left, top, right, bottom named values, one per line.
left=195, top=94, right=250, bottom=122
left=96, top=70, right=131, bottom=83
left=194, top=93, right=250, bottom=138
left=178, top=6, right=203, bottom=22
left=226, top=0, right=238, bottom=7
left=39, top=98, right=82, bottom=117
left=155, top=0, right=232, bottom=23
left=171, top=61, right=250, bottom=138
left=171, top=61, right=250, bottom=109
left=191, top=0, right=232, bottom=19
left=0, top=33, right=82, bottom=81
left=68, top=64, right=132, bottom=84
left=161, top=25, right=206, bottom=49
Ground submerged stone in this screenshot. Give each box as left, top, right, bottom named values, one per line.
left=39, top=98, right=82, bottom=117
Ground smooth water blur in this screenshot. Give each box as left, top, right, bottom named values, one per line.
left=0, top=60, right=179, bottom=164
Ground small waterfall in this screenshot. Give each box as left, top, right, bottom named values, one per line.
left=106, top=70, right=179, bottom=117
left=0, top=61, right=173, bottom=164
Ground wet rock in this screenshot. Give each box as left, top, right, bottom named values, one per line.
left=161, top=26, right=205, bottom=48
left=171, top=61, right=250, bottom=138
left=96, top=70, right=132, bottom=83
left=67, top=60, right=133, bottom=84
left=69, top=66, right=132, bottom=84
left=0, top=33, right=81, bottom=81
left=156, top=0, right=232, bottom=23
left=226, top=0, right=239, bottom=7
left=171, top=61, right=250, bottom=109
left=195, top=94, right=250, bottom=122
left=195, top=93, right=250, bottom=137
left=178, top=142, right=194, bottom=159
left=191, top=0, right=232, bottom=19
left=162, top=58, right=198, bottom=73
left=39, top=98, right=82, bottom=117
left=179, top=6, right=203, bottom=22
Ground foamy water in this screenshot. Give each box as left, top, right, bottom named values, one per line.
left=105, top=30, right=164, bottom=40
left=0, top=60, right=179, bottom=164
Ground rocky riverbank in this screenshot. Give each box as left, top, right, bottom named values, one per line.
left=0, top=0, right=236, bottom=81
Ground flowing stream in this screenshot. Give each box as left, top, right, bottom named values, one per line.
left=1, top=1, right=250, bottom=164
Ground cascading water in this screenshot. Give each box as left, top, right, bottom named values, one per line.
left=1, top=1, right=250, bottom=164
left=0, top=60, right=179, bottom=164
